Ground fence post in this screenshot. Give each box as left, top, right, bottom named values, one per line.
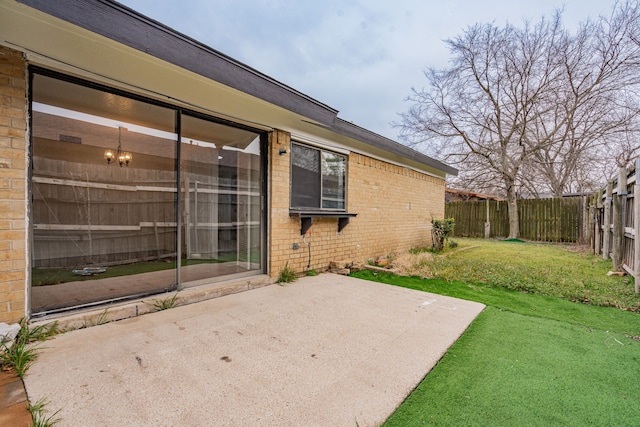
left=603, top=181, right=612, bottom=260
left=580, top=196, right=593, bottom=246
left=484, top=198, right=490, bottom=238
left=634, top=159, right=640, bottom=294
left=612, top=168, right=626, bottom=272
left=587, top=196, right=596, bottom=247
left=593, top=192, right=601, bottom=255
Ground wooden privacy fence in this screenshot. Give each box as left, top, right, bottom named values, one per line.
left=446, top=196, right=587, bottom=242
left=593, top=159, right=640, bottom=293
left=446, top=199, right=507, bottom=238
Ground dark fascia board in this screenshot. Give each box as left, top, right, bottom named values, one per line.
left=17, top=0, right=339, bottom=125
left=331, top=119, right=458, bottom=176
left=17, top=0, right=457, bottom=176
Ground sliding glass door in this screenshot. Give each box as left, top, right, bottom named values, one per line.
left=180, top=115, right=263, bottom=286
left=30, top=72, right=264, bottom=316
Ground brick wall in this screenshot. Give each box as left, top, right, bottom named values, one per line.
left=0, top=46, right=27, bottom=323
left=268, top=129, right=294, bottom=276
left=0, top=43, right=447, bottom=318
left=269, top=132, right=446, bottom=276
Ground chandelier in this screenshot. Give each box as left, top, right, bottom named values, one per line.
left=104, top=126, right=132, bottom=167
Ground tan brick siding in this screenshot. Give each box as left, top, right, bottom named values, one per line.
left=0, top=46, right=27, bottom=323
left=269, top=132, right=446, bottom=276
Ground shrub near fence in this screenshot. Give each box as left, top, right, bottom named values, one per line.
left=446, top=196, right=585, bottom=242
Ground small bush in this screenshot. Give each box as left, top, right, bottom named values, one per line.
left=0, top=320, right=60, bottom=378
left=151, top=293, right=179, bottom=311
left=306, top=269, right=318, bottom=276
left=19, top=319, right=60, bottom=342
left=0, top=340, right=39, bottom=377
left=448, top=240, right=459, bottom=249
left=277, top=262, right=297, bottom=284
left=432, top=218, right=455, bottom=252
left=29, top=398, right=62, bottom=427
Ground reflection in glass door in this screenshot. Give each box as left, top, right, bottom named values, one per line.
left=30, top=73, right=265, bottom=316
left=180, top=115, right=263, bottom=286
left=31, top=74, right=178, bottom=315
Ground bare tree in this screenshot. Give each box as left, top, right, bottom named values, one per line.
left=399, top=1, right=640, bottom=237
left=399, top=14, right=566, bottom=238
left=529, top=1, right=640, bottom=196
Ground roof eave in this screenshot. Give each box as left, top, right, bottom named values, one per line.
left=332, top=119, right=458, bottom=176
left=14, top=0, right=457, bottom=177
left=17, top=0, right=339, bottom=125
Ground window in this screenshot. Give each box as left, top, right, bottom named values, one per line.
left=291, top=142, right=346, bottom=210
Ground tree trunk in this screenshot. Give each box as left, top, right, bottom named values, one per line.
left=506, top=183, right=519, bottom=239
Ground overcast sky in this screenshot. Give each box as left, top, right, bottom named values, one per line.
left=119, top=0, right=618, bottom=141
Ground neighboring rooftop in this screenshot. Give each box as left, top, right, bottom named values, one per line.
left=446, top=188, right=505, bottom=202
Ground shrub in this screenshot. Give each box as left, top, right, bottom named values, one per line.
left=277, top=262, right=297, bottom=284
left=29, top=398, right=62, bottom=427
left=0, top=319, right=59, bottom=378
left=432, top=218, right=455, bottom=252
left=151, top=293, right=179, bottom=311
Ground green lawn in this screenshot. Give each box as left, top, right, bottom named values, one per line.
left=351, top=239, right=640, bottom=426
left=405, top=238, right=639, bottom=311
left=385, top=307, right=640, bottom=426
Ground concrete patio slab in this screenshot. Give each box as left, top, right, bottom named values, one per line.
left=24, top=273, right=485, bottom=426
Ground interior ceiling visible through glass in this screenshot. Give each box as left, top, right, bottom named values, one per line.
left=30, top=72, right=265, bottom=316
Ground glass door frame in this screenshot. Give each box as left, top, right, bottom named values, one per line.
left=27, top=67, right=268, bottom=318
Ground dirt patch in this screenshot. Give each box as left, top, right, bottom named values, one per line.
left=562, top=244, right=592, bottom=254
left=382, top=245, right=481, bottom=278
left=392, top=251, right=435, bottom=278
